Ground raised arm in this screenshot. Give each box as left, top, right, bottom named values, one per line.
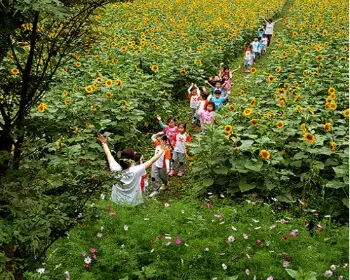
left=156, top=115, right=166, bottom=128
left=144, top=147, right=165, bottom=170
left=231, top=66, right=241, bottom=73
left=187, top=83, right=194, bottom=94
left=273, top=18, right=283, bottom=24
left=98, top=135, right=122, bottom=171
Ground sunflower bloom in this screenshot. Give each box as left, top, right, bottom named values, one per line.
left=37, top=103, right=46, bottom=113
left=243, top=108, right=253, bottom=117
left=250, top=67, right=256, bottom=74
left=259, top=150, right=270, bottom=160
left=276, top=121, right=284, bottom=129
left=105, top=79, right=113, bottom=87
left=328, top=88, right=336, bottom=94
left=180, top=69, right=187, bottom=76
left=307, top=106, right=315, bottom=115
left=343, top=109, right=349, bottom=118
left=329, top=142, right=336, bottom=151
left=275, top=66, right=281, bottom=72
left=115, top=79, right=123, bottom=87
left=63, top=90, right=69, bottom=96
left=229, top=104, right=235, bottom=111
left=329, top=92, right=336, bottom=100
left=296, top=105, right=302, bottom=113
left=85, top=85, right=94, bottom=94
left=250, top=119, right=258, bottom=126
left=267, top=75, right=274, bottom=83
left=151, top=64, right=159, bottom=72
left=10, top=68, right=20, bottom=75
left=90, top=105, right=97, bottom=111
left=63, top=98, right=71, bottom=105
left=324, top=123, right=332, bottom=132
left=249, top=98, right=256, bottom=107
left=106, top=92, right=113, bottom=98
left=304, top=132, right=315, bottom=144
left=75, top=62, right=81, bottom=67
left=329, top=102, right=337, bottom=110
left=301, top=123, right=307, bottom=133
left=224, top=125, right=233, bottom=135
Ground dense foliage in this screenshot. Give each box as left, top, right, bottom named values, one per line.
left=190, top=0, right=349, bottom=218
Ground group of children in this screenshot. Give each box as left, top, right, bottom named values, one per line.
left=147, top=22, right=282, bottom=197
left=243, top=28, right=269, bottom=73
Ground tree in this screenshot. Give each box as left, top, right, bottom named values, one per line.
left=0, top=0, right=129, bottom=278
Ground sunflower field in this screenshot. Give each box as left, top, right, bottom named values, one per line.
left=190, top=0, right=349, bottom=217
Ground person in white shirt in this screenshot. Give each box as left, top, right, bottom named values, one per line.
left=187, top=83, right=201, bottom=124
left=244, top=45, right=253, bottom=73
left=98, top=134, right=165, bottom=205
left=261, top=34, right=269, bottom=54
left=250, top=37, right=259, bottom=64
left=263, top=17, right=283, bottom=46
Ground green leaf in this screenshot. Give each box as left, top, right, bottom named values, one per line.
left=239, top=179, right=255, bottom=192
left=244, top=160, right=263, bottom=172
left=202, top=178, right=214, bottom=187
left=285, top=268, right=299, bottom=278
left=342, top=198, right=349, bottom=208
left=325, top=180, right=345, bottom=189
left=226, top=276, right=239, bottom=280
left=239, top=140, right=254, bottom=151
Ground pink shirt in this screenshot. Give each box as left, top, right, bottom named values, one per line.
left=200, top=110, right=214, bottom=130
left=163, top=126, right=178, bottom=146
left=223, top=78, right=231, bottom=91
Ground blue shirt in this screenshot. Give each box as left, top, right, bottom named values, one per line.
left=211, top=96, right=225, bottom=111
left=212, top=87, right=224, bottom=97
left=258, top=31, right=264, bottom=37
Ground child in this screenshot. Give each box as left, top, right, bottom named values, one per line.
left=206, top=81, right=224, bottom=97
left=211, top=89, right=229, bottom=111
left=250, top=37, right=259, bottom=63
left=219, top=64, right=241, bottom=79
left=150, top=134, right=171, bottom=198
left=244, top=45, right=253, bottom=73
left=196, top=91, right=209, bottom=126
left=258, top=27, right=265, bottom=38
left=169, top=123, right=191, bottom=177
left=261, top=34, right=268, bottom=54
left=257, top=37, right=263, bottom=58
left=156, top=115, right=178, bottom=147
left=135, top=152, right=148, bottom=194
left=188, top=83, right=200, bottom=124
left=199, top=101, right=215, bottom=132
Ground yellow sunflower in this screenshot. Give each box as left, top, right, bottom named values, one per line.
left=328, top=87, right=336, bottom=94
left=301, top=123, right=307, bottom=133
left=303, top=70, right=308, bottom=76
left=343, top=109, right=349, bottom=118
left=224, top=125, right=233, bottom=135
left=304, top=132, right=315, bottom=144
left=115, top=79, right=123, bottom=87
left=63, top=90, right=69, bottom=96
left=106, top=92, right=113, bottom=98
left=105, top=79, right=113, bottom=87
left=37, top=103, right=46, bottom=113
left=325, top=97, right=332, bottom=104
left=242, top=108, right=253, bottom=117
left=90, top=105, right=97, bottom=111
left=250, top=119, right=258, bottom=126
left=10, top=68, right=20, bottom=75
left=259, top=149, right=270, bottom=160
left=250, top=67, right=256, bottom=74
left=75, top=62, right=81, bottom=67
left=249, top=98, right=256, bottom=107
left=276, top=121, right=284, bottom=129
left=119, top=100, right=130, bottom=107
left=329, top=92, right=336, bottom=100
left=329, top=102, right=337, bottom=110
left=229, top=104, right=235, bottom=111
left=296, top=105, right=302, bottom=113
left=63, top=98, right=71, bottom=105
left=275, top=66, right=281, bottom=72
left=85, top=86, right=94, bottom=94
left=150, top=64, right=159, bottom=72
left=329, top=142, right=337, bottom=151
left=267, top=75, right=274, bottom=83
left=180, top=69, right=187, bottom=76
left=324, top=123, right=332, bottom=132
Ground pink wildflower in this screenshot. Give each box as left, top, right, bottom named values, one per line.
left=214, top=214, right=222, bottom=218
left=207, top=203, right=213, bottom=210
left=82, top=251, right=86, bottom=257
left=283, top=261, right=289, bottom=268
left=282, top=235, right=288, bottom=240
left=97, top=232, right=103, bottom=238
left=174, top=237, right=182, bottom=245
left=256, top=240, right=263, bottom=247
left=289, top=231, right=297, bottom=238
left=227, top=236, right=235, bottom=243
left=316, top=224, right=323, bottom=232
left=267, top=276, right=274, bottom=280
left=89, top=248, right=97, bottom=254
left=245, top=269, right=250, bottom=276
left=109, top=211, right=116, bottom=216
left=106, top=205, right=112, bottom=210
left=156, top=235, right=164, bottom=240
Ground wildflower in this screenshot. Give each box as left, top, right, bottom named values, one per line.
left=90, top=105, right=97, bottom=111
left=282, top=235, right=288, bottom=240
left=289, top=231, right=297, bottom=238
left=250, top=97, right=257, bottom=107
left=106, top=205, right=112, bottom=210
left=36, top=268, right=45, bottom=274
left=82, top=251, right=87, bottom=257
left=276, top=121, right=284, bottom=129
left=256, top=240, right=263, bottom=247
left=75, top=61, right=81, bottom=67
left=97, top=232, right=103, bottom=238
left=106, top=92, right=113, bottom=99
left=204, top=247, right=209, bottom=251
left=269, top=225, right=276, bottom=230
left=343, top=109, right=349, bottom=118
left=64, top=271, right=70, bottom=280
left=267, top=276, right=274, bottom=280
left=227, top=236, right=235, bottom=243
left=84, top=257, right=92, bottom=264
left=231, top=226, right=237, bottom=231
left=222, top=263, right=227, bottom=270
left=85, top=85, right=94, bottom=94
left=124, top=225, right=129, bottom=231
left=328, top=87, right=336, bottom=94
left=180, top=69, right=187, bottom=76
left=243, top=108, right=253, bottom=116
left=316, top=224, right=323, bottom=232
left=10, top=67, right=20, bottom=75
left=109, top=211, right=116, bottom=216
left=115, top=79, right=123, bottom=87
left=229, top=104, right=235, bottom=111
left=267, top=75, right=274, bottom=82
left=304, top=133, right=315, bottom=144
left=259, top=150, right=270, bottom=160
left=164, top=202, right=170, bottom=207
left=224, top=125, right=233, bottom=135
left=324, top=270, right=333, bottom=278
left=174, top=237, right=182, bottom=245
left=275, top=66, right=281, bottom=72
left=245, top=269, right=250, bottom=276
left=283, top=261, right=289, bottom=268
left=330, top=265, right=337, bottom=271
left=250, top=67, right=256, bottom=74
left=37, top=103, right=46, bottom=113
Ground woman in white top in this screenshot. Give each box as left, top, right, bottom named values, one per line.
left=98, top=134, right=165, bottom=206
left=263, top=18, right=283, bottom=46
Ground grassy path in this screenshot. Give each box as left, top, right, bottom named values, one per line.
left=156, top=0, right=295, bottom=203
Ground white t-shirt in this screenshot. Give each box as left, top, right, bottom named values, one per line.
left=244, top=50, right=252, bottom=60
left=262, top=37, right=268, bottom=46
left=265, top=23, right=275, bottom=35
left=111, top=164, right=146, bottom=206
